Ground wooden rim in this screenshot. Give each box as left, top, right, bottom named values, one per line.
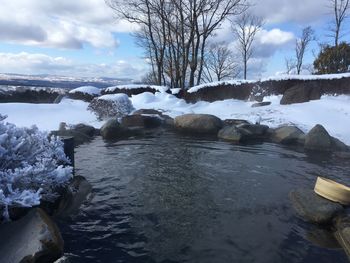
left=314, top=177, right=350, bottom=205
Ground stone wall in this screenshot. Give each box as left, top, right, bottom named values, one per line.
left=182, top=77, right=350, bottom=103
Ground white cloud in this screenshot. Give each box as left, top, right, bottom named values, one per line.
left=251, top=0, right=329, bottom=25
left=0, top=0, right=134, bottom=49
left=258, top=29, right=295, bottom=45
left=0, top=52, right=147, bottom=79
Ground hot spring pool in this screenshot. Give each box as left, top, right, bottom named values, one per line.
left=58, top=131, right=350, bottom=262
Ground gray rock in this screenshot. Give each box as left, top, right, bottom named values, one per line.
left=334, top=215, right=350, bottom=258
left=73, top=123, right=97, bottom=137
left=121, top=114, right=162, bottom=129
left=52, top=129, right=92, bottom=146
left=271, top=126, right=305, bottom=144
left=218, top=124, right=269, bottom=142
left=174, top=114, right=223, bottom=134
left=0, top=208, right=64, bottom=263
left=334, top=151, right=350, bottom=159
left=218, top=125, right=249, bottom=142
left=133, top=109, right=163, bottom=115
left=100, top=119, right=126, bottom=140
left=251, top=101, right=271, bottom=107
left=305, top=124, right=332, bottom=151
left=224, top=119, right=250, bottom=126
left=305, top=227, right=340, bottom=249
left=331, top=137, right=349, bottom=152
left=289, top=189, right=343, bottom=224
left=238, top=124, right=269, bottom=137
left=56, top=176, right=92, bottom=217
left=280, top=84, right=321, bottom=105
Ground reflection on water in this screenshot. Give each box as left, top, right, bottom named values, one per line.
left=58, top=131, right=349, bottom=263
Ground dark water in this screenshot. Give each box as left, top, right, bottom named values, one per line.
left=58, top=131, right=350, bottom=263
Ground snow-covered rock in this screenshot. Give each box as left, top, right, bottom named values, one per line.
left=67, top=86, right=101, bottom=102
left=88, top=94, right=134, bottom=120
left=69, top=86, right=101, bottom=96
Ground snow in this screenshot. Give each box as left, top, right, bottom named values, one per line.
left=188, top=79, right=254, bottom=93
left=0, top=99, right=101, bottom=131
left=97, top=93, right=129, bottom=102
left=69, top=86, right=101, bottom=95
left=105, top=84, right=168, bottom=93
left=0, top=92, right=349, bottom=145
left=170, top=88, right=181, bottom=95
left=265, top=73, right=350, bottom=81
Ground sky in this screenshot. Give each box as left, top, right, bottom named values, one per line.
left=0, top=0, right=348, bottom=81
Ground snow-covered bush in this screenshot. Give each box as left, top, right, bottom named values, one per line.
left=0, top=114, right=72, bottom=220
left=87, top=93, right=134, bottom=120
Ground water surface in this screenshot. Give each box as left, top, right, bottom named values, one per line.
left=58, top=131, right=350, bottom=262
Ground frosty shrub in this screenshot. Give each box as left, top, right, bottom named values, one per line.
left=0, top=114, right=72, bottom=220
left=88, top=93, right=134, bottom=120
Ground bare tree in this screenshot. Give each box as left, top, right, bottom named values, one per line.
left=106, top=0, right=247, bottom=89
left=232, top=12, right=263, bottom=80
left=329, top=0, right=349, bottom=46
left=295, top=26, right=314, bottom=74
left=202, top=42, right=240, bottom=82
left=285, top=57, right=296, bottom=74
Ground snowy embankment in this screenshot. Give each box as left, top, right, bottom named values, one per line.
left=0, top=91, right=349, bottom=144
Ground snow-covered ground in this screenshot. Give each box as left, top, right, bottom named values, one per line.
left=0, top=92, right=349, bottom=144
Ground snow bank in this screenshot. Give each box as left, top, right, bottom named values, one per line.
left=187, top=80, right=254, bottom=93
left=105, top=84, right=168, bottom=93
left=263, top=73, right=350, bottom=82
left=97, top=93, right=129, bottom=102
left=0, top=115, right=72, bottom=219
left=69, top=86, right=101, bottom=96
left=0, top=91, right=349, bottom=145
left=0, top=99, right=101, bottom=131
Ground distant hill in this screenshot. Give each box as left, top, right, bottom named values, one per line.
left=0, top=73, right=134, bottom=89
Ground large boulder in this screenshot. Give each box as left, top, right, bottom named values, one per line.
left=289, top=189, right=343, bottom=224
left=100, top=119, right=126, bottom=140
left=67, top=86, right=101, bottom=102
left=56, top=176, right=92, bottom=217
left=334, top=215, right=350, bottom=258
left=270, top=126, right=305, bottom=144
left=0, top=208, right=64, bottom=262
left=280, top=83, right=322, bottom=105
left=304, top=124, right=332, bottom=151
left=52, top=123, right=97, bottom=146
left=331, top=137, right=349, bottom=152
left=174, top=114, right=223, bottom=134
left=218, top=124, right=269, bottom=142
left=88, top=93, right=134, bottom=120
left=239, top=124, right=269, bottom=137
left=218, top=125, right=249, bottom=142
left=121, top=115, right=162, bottom=129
